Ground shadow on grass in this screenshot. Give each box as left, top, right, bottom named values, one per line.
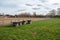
left=0, top=24, right=14, bottom=28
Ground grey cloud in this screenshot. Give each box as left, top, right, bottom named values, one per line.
left=38, top=0, right=47, bottom=2
left=25, top=4, right=33, bottom=6
left=37, top=4, right=42, bottom=6
left=32, top=8, right=40, bottom=10
left=53, top=3, right=59, bottom=5
left=15, top=9, right=25, bottom=12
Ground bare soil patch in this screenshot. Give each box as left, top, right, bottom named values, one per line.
left=0, top=17, right=49, bottom=25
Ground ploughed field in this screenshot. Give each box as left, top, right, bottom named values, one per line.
left=0, top=17, right=48, bottom=25
left=0, top=18, right=60, bottom=40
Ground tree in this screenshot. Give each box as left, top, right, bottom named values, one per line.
left=47, top=9, right=56, bottom=17
left=17, top=12, right=31, bottom=17
left=33, top=12, right=37, bottom=17
left=57, top=8, right=60, bottom=15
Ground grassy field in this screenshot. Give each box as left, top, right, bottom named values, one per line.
left=0, top=18, right=60, bottom=40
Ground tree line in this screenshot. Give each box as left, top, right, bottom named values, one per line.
left=0, top=8, right=60, bottom=18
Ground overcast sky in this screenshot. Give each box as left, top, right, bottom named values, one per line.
left=0, top=0, right=60, bottom=15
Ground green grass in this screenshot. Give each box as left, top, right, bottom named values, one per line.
left=0, top=18, right=60, bottom=40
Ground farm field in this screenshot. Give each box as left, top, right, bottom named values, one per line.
left=0, top=17, right=49, bottom=25
left=0, top=18, right=60, bottom=40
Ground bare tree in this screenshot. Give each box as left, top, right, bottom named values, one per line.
left=32, top=12, right=37, bottom=17
left=47, top=9, right=56, bottom=17
left=57, top=8, right=60, bottom=15
left=17, top=12, right=31, bottom=17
